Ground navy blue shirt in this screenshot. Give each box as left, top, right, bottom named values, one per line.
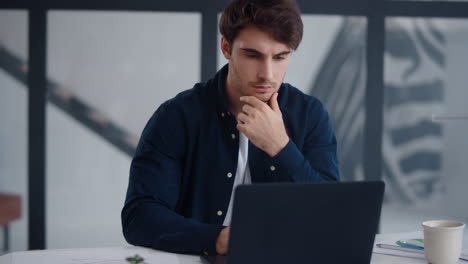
left=121, top=64, right=339, bottom=255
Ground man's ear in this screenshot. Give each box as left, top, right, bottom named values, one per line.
left=221, top=36, right=231, bottom=60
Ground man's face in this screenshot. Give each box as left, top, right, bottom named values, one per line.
left=222, top=25, right=292, bottom=103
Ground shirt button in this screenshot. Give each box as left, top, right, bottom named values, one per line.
left=221, top=113, right=225, bottom=117
left=217, top=210, right=223, bottom=216
left=270, top=165, right=276, bottom=171
left=231, top=133, right=236, bottom=139
left=227, top=172, right=233, bottom=178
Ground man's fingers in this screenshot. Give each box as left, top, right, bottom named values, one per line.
left=241, top=104, right=255, bottom=116
left=240, top=96, right=264, bottom=109
left=237, top=112, right=249, bottom=124
left=236, top=123, right=246, bottom=134
left=236, top=112, right=249, bottom=135
left=269, top=92, right=280, bottom=112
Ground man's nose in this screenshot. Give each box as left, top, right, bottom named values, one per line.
left=257, top=59, right=274, bottom=82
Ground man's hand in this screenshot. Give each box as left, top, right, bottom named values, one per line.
left=216, top=226, right=230, bottom=255
left=236, top=93, right=289, bottom=157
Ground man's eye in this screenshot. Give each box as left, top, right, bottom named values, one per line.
left=246, top=54, right=258, bottom=58
left=274, top=56, right=285, bottom=60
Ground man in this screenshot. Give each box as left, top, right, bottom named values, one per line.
left=121, top=0, right=339, bottom=256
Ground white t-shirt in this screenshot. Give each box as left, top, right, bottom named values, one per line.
left=223, top=131, right=251, bottom=226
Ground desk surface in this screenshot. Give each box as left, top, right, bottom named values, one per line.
left=0, top=233, right=454, bottom=264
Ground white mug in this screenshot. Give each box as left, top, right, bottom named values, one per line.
left=422, top=220, right=465, bottom=264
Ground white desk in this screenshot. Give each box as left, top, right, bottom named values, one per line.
left=0, top=233, right=458, bottom=264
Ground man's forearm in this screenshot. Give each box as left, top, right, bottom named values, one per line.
left=271, top=140, right=339, bottom=182
left=122, top=200, right=224, bottom=255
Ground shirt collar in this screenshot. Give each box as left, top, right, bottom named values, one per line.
left=215, top=64, right=231, bottom=116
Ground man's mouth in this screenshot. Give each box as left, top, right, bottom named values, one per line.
left=253, top=85, right=273, bottom=92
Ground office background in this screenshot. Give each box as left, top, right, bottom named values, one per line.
left=1, top=0, right=467, bottom=253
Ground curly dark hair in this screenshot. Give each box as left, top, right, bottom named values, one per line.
left=219, top=0, right=303, bottom=51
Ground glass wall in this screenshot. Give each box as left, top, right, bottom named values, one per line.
left=46, top=11, right=201, bottom=248
left=0, top=10, right=29, bottom=252
left=381, top=17, right=468, bottom=232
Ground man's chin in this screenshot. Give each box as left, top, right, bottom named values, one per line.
left=253, top=92, right=273, bottom=103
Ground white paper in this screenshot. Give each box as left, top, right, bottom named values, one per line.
left=10, top=246, right=182, bottom=264
left=373, top=231, right=468, bottom=262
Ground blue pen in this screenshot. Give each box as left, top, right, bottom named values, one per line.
left=396, top=239, right=424, bottom=250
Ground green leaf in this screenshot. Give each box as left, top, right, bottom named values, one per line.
left=126, top=254, right=145, bottom=264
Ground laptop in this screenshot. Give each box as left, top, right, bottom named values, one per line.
left=201, top=181, right=385, bottom=264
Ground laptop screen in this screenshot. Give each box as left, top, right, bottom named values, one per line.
left=202, top=181, right=384, bottom=264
